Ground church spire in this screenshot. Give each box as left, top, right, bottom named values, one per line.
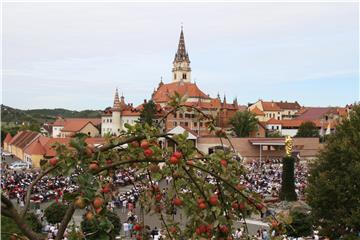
left=113, top=88, right=121, bottom=110
left=172, top=26, right=192, bottom=83
left=173, top=27, right=190, bottom=64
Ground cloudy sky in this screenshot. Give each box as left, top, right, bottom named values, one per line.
left=2, top=2, right=359, bottom=110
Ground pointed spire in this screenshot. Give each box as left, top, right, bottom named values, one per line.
left=217, top=92, right=221, bottom=100
left=113, top=88, right=121, bottom=109
left=223, top=94, right=227, bottom=104
left=174, top=26, right=190, bottom=63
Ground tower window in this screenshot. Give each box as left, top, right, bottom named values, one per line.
left=182, top=73, right=186, bottom=79
left=174, top=73, right=176, bottom=80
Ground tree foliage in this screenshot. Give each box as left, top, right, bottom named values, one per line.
left=279, top=156, right=297, bottom=202
left=1, top=213, right=43, bottom=240
left=296, top=121, right=319, bottom=137
left=229, top=111, right=258, bottom=137
left=44, top=202, right=69, bottom=224
left=286, top=210, right=313, bottom=237
left=81, top=211, right=121, bottom=240
left=138, top=100, right=157, bottom=126
left=307, top=104, right=360, bottom=239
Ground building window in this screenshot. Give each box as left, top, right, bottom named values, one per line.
left=277, top=116, right=280, bottom=120
left=174, top=73, right=176, bottom=79
left=179, top=113, right=183, bottom=118
left=185, top=122, right=188, bottom=127
left=174, top=122, right=178, bottom=127
left=200, top=122, right=203, bottom=127
left=110, top=119, right=112, bottom=123
left=194, top=122, right=197, bottom=127
left=183, top=73, right=186, bottom=79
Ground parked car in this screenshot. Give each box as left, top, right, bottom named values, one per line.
left=9, top=161, right=32, bottom=170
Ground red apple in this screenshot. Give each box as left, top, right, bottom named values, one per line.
left=85, top=211, right=94, bottom=221
left=173, top=151, right=182, bottom=159
left=101, top=184, right=111, bottom=193
left=172, top=197, right=183, bottom=206
left=198, top=202, right=207, bottom=210
left=93, top=197, right=104, bottom=209
left=220, top=159, right=228, bottom=167
left=89, top=161, right=99, bottom=171
left=74, top=196, right=86, bottom=209
left=169, top=156, right=180, bottom=164
left=209, top=194, right=218, bottom=206
left=49, top=158, right=57, bottom=166
left=140, top=140, right=150, bottom=149
left=144, top=149, right=154, bottom=157
left=231, top=201, right=239, bottom=209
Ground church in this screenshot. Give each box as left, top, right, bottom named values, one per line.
left=101, top=28, right=241, bottom=137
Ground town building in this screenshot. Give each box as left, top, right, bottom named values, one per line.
left=52, top=117, right=101, bottom=138
left=249, top=100, right=301, bottom=121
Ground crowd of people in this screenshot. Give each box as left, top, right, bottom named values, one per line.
left=240, top=158, right=308, bottom=201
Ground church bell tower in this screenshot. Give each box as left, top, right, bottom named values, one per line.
left=172, top=27, right=191, bottom=82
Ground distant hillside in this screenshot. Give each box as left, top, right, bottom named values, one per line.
left=1, top=105, right=102, bottom=124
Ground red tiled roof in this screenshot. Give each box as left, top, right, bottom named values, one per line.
left=24, top=139, right=46, bottom=155
left=60, top=119, right=101, bottom=132
left=266, top=119, right=332, bottom=128
left=85, top=137, right=106, bottom=147
left=276, top=101, right=301, bottom=110
left=3, top=133, right=12, bottom=143
left=261, top=101, right=281, bottom=111
left=295, top=107, right=333, bottom=120
left=152, top=82, right=210, bottom=103
left=9, top=131, right=40, bottom=149
left=251, top=106, right=265, bottom=116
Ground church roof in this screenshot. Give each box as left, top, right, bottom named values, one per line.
left=152, top=81, right=210, bottom=103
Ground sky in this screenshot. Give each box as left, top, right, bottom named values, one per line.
left=2, top=2, right=359, bottom=110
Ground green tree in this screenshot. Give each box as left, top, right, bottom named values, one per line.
left=138, top=100, right=157, bottom=126
left=279, top=156, right=298, bottom=201
left=229, top=111, right=258, bottom=137
left=44, top=202, right=69, bottom=224
left=1, top=213, right=43, bottom=240
left=296, top=121, right=319, bottom=137
left=307, top=104, right=360, bottom=239
left=81, top=211, right=121, bottom=240
left=286, top=210, right=313, bottom=237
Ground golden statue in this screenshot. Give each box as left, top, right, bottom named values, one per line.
left=285, top=135, right=293, bottom=157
